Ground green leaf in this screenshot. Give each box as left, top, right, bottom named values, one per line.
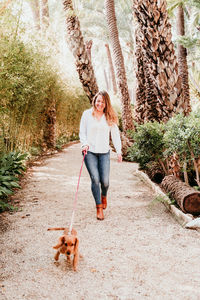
left=0, top=186, right=13, bottom=195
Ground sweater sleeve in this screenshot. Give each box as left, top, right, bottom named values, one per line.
left=79, top=111, right=89, bottom=148
left=110, top=124, right=122, bottom=154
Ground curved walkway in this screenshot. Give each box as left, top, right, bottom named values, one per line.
left=0, top=143, right=200, bottom=300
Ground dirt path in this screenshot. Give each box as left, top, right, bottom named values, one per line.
left=0, top=143, right=200, bottom=300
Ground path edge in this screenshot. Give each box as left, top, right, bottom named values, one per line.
left=134, top=170, right=195, bottom=228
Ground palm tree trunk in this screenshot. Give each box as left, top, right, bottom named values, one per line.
left=85, top=40, right=93, bottom=62
left=104, top=69, right=109, bottom=91
left=105, top=44, right=117, bottom=95
left=63, top=0, right=98, bottom=102
left=133, top=0, right=183, bottom=123
left=41, top=0, right=49, bottom=29
left=29, top=0, right=40, bottom=30
left=133, top=30, right=147, bottom=124
left=105, top=0, right=134, bottom=131
left=177, top=4, right=191, bottom=116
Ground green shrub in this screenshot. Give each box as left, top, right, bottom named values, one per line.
left=126, top=121, right=165, bottom=168
left=0, top=151, right=27, bottom=211
left=127, top=111, right=200, bottom=186
left=163, top=112, right=200, bottom=185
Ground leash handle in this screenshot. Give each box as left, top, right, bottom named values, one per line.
left=68, top=150, right=86, bottom=234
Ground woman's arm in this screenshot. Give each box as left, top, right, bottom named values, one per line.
left=79, top=111, right=89, bottom=152
left=111, top=124, right=122, bottom=162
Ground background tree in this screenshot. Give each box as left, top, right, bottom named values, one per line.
left=63, top=0, right=98, bottom=102
left=105, top=0, right=134, bottom=131
left=76, top=0, right=134, bottom=98
left=105, top=43, right=117, bottom=94
left=177, top=3, right=191, bottom=115
left=167, top=0, right=200, bottom=109
left=133, top=0, right=183, bottom=123
left=29, top=0, right=40, bottom=30
left=41, top=0, right=49, bottom=29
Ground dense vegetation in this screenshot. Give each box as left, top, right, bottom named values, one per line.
left=0, top=5, right=90, bottom=210
left=127, top=111, right=200, bottom=188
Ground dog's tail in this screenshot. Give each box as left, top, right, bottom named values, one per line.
left=47, top=227, right=66, bottom=231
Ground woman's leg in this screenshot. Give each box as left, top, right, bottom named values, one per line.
left=84, top=151, right=101, bottom=205
left=98, top=151, right=110, bottom=197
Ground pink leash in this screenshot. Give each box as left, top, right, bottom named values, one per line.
left=68, top=150, right=86, bottom=235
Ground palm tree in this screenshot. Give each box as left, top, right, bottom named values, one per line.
left=79, top=0, right=134, bottom=100
left=105, top=43, right=117, bottom=94
left=29, top=0, right=40, bottom=31
left=41, top=0, right=49, bottom=29
left=133, top=31, right=146, bottom=124
left=104, top=0, right=134, bottom=131
left=62, top=0, right=98, bottom=102
left=133, top=0, right=183, bottom=123
left=177, top=4, right=191, bottom=115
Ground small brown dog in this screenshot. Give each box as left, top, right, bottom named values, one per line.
left=48, top=227, right=79, bottom=271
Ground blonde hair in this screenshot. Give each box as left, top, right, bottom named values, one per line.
left=92, top=91, right=118, bottom=126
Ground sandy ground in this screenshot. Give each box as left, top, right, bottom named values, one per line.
left=0, top=142, right=200, bottom=300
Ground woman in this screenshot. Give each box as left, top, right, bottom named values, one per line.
left=79, top=90, right=122, bottom=220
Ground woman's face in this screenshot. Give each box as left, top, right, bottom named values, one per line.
left=95, top=95, right=106, bottom=113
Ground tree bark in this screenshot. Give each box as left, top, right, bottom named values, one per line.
left=133, top=29, right=146, bottom=124
left=85, top=40, right=93, bottom=62
left=133, top=0, right=183, bottom=123
left=41, top=0, right=49, bottom=29
left=63, top=0, right=98, bottom=102
left=105, top=0, right=134, bottom=131
left=161, top=175, right=200, bottom=215
left=177, top=4, right=191, bottom=116
left=105, top=44, right=117, bottom=95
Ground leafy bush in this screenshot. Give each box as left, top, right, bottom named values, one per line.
left=127, top=121, right=165, bottom=168
left=127, top=111, right=200, bottom=186
left=163, top=112, right=200, bottom=185
left=0, top=151, right=27, bottom=211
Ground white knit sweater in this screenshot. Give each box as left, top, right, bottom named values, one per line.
left=79, top=108, right=122, bottom=154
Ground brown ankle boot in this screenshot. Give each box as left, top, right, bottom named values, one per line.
left=96, top=204, right=104, bottom=220
left=101, top=195, right=107, bottom=210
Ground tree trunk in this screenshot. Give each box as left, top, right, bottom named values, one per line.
left=177, top=4, right=191, bottom=116
left=133, top=30, right=146, bottom=124
left=85, top=40, right=93, bottom=62
left=63, top=0, right=98, bottom=102
left=105, top=0, right=134, bottom=131
left=105, top=44, right=117, bottom=95
left=103, top=69, right=109, bottom=91
left=29, top=0, right=40, bottom=30
left=145, top=161, right=165, bottom=183
left=41, top=0, right=49, bottom=29
left=133, top=0, right=183, bottom=123
left=161, top=175, right=200, bottom=215
left=43, top=102, right=56, bottom=149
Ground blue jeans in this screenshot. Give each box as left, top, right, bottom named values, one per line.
left=83, top=151, right=110, bottom=205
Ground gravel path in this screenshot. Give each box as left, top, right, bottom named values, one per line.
left=0, top=143, right=200, bottom=300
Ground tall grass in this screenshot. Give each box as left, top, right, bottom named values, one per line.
left=0, top=10, right=90, bottom=156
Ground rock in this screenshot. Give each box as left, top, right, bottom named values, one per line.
left=185, top=217, right=200, bottom=229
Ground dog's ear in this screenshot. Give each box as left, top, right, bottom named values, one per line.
left=53, top=236, right=65, bottom=249
left=74, top=237, right=79, bottom=253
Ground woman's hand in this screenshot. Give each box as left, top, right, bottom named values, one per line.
left=117, top=154, right=122, bottom=163
left=82, top=145, right=89, bottom=154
